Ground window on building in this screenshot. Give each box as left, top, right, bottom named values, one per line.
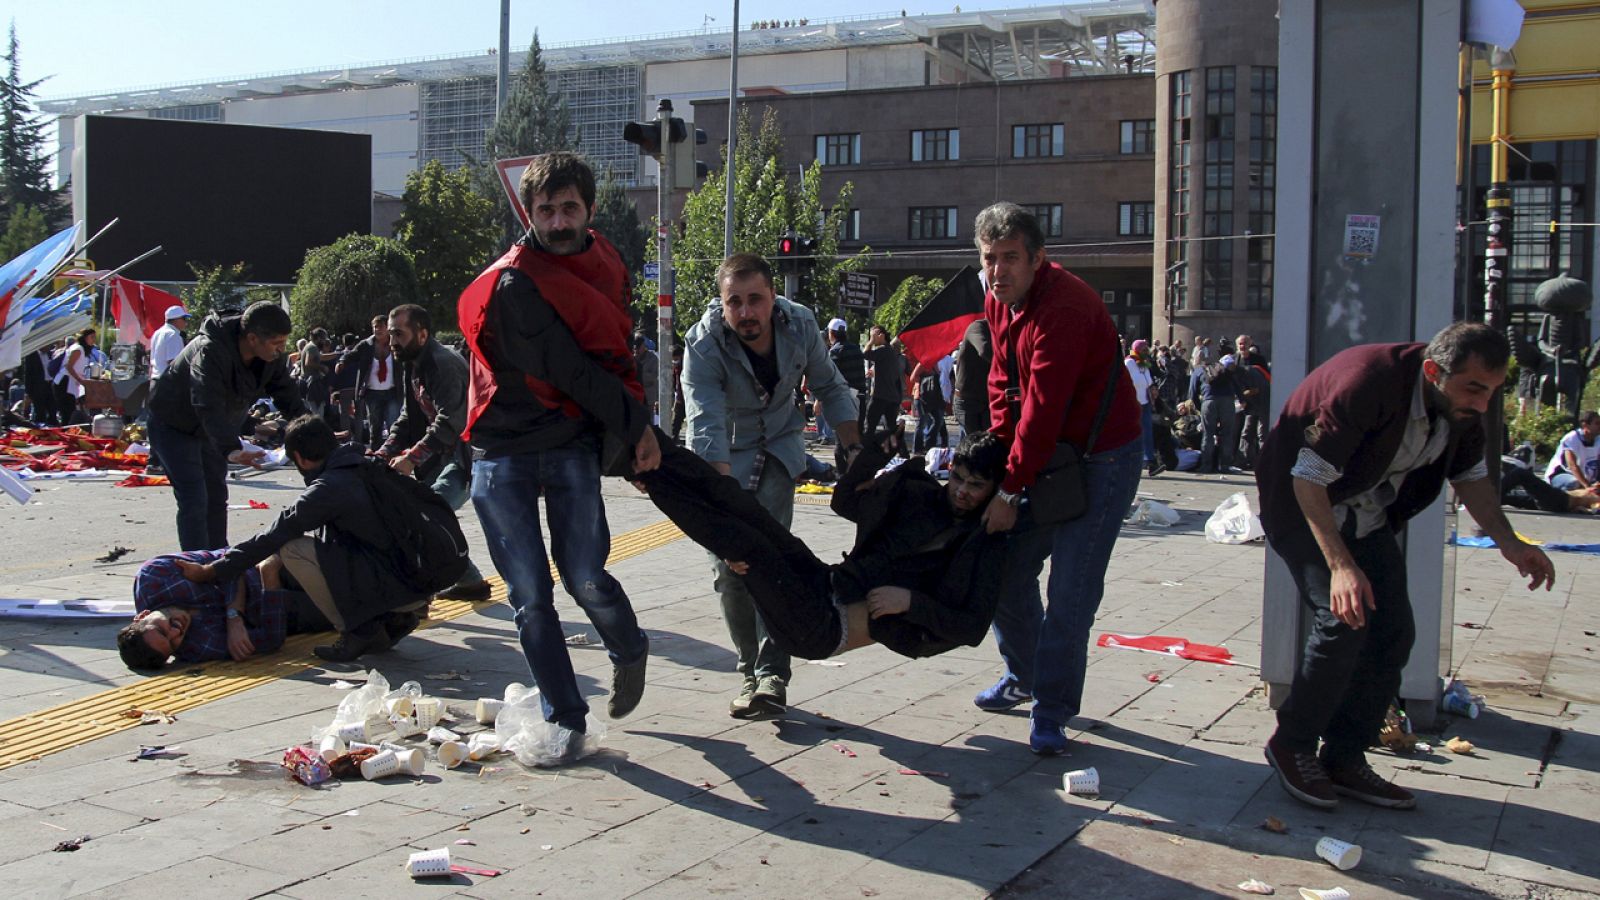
left=908, top=206, right=958, bottom=240
left=1120, top=119, right=1155, bottom=154
left=1200, top=66, right=1237, bottom=310
left=911, top=128, right=959, bottom=162
left=150, top=103, right=223, bottom=122
left=1028, top=204, right=1063, bottom=238
left=1169, top=70, right=1193, bottom=310
left=1119, top=202, right=1154, bottom=237
left=1470, top=140, right=1593, bottom=317
left=836, top=208, right=862, bottom=242
left=815, top=133, right=861, bottom=166
left=1247, top=67, right=1277, bottom=310
left=1012, top=123, right=1064, bottom=158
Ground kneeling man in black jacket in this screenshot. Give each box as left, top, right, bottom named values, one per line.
left=637, top=430, right=1008, bottom=661
left=172, top=416, right=446, bottom=663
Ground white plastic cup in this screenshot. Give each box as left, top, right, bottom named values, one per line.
left=467, top=732, right=500, bottom=760
left=1298, top=889, right=1351, bottom=900
left=384, top=695, right=414, bottom=718
left=335, top=720, right=369, bottom=743
left=1063, top=767, right=1100, bottom=796
left=359, top=749, right=401, bottom=780
left=318, top=733, right=346, bottom=763
left=389, top=714, right=424, bottom=738
left=414, top=697, right=442, bottom=731
left=1315, top=837, right=1362, bottom=871
left=475, top=698, right=505, bottom=724
left=406, top=847, right=452, bottom=878
left=348, top=741, right=380, bottom=753
left=394, top=747, right=426, bottom=776
left=426, top=726, right=461, bottom=744
left=436, top=740, right=468, bottom=769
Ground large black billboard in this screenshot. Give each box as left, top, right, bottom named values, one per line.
left=74, top=115, right=371, bottom=284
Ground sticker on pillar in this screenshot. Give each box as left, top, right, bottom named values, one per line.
left=1342, top=215, right=1380, bottom=260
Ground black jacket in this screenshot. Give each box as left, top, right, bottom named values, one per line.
left=380, top=338, right=471, bottom=481
left=210, top=443, right=431, bottom=627
left=829, top=445, right=1008, bottom=658
left=336, top=336, right=397, bottom=404
left=829, top=341, right=868, bottom=393
left=147, top=313, right=304, bottom=454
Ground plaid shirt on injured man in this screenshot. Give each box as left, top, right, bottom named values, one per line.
left=133, top=550, right=280, bottom=663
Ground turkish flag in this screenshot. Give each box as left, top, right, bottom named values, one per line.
left=110, top=276, right=184, bottom=343
left=1096, top=632, right=1237, bottom=666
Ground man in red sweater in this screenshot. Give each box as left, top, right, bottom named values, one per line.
left=969, top=202, right=1144, bottom=755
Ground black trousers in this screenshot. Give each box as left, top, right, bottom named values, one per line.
left=1501, top=465, right=1573, bottom=513
left=862, top=395, right=900, bottom=435
left=638, top=435, right=842, bottom=659
left=1271, top=522, right=1414, bottom=768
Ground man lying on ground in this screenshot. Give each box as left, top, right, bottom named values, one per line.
left=117, top=551, right=332, bottom=670
left=636, top=428, right=1009, bottom=662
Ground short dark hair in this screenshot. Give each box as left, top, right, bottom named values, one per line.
left=952, top=431, right=1006, bottom=483
left=973, top=202, right=1045, bottom=257
left=1425, top=321, right=1510, bottom=376
left=241, top=301, right=293, bottom=339
left=714, top=252, right=775, bottom=293
left=285, top=414, right=338, bottom=462
left=117, top=622, right=169, bottom=671
left=1581, top=410, right=1600, bottom=427
left=388, top=303, right=430, bottom=333
left=520, top=151, right=597, bottom=213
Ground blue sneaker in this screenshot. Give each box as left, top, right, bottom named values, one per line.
left=1029, top=716, right=1069, bottom=756
left=974, top=678, right=1032, bottom=711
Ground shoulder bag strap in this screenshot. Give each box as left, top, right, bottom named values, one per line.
left=1006, top=323, right=1124, bottom=456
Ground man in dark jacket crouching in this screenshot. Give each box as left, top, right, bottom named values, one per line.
left=172, top=415, right=440, bottom=662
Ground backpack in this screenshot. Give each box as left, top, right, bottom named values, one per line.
left=355, top=459, right=469, bottom=593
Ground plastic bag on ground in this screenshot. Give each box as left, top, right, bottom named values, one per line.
left=1205, top=492, right=1265, bottom=544
left=333, top=670, right=390, bottom=725
left=1129, top=499, right=1181, bottom=526
left=494, top=688, right=605, bottom=768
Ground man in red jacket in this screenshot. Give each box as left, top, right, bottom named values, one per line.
left=1257, top=322, right=1552, bottom=810
left=969, top=202, right=1145, bottom=756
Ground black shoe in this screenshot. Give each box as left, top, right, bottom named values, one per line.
left=313, top=626, right=392, bottom=663
left=383, top=611, right=422, bottom=645
left=608, top=654, right=648, bottom=719
left=435, top=579, right=492, bottom=602
left=1148, top=460, right=1167, bottom=476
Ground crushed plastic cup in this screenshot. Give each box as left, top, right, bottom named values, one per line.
left=393, top=747, right=426, bottom=776
left=1063, top=767, right=1100, bottom=796
left=503, top=683, right=537, bottom=705
left=384, top=695, right=414, bottom=718
left=348, top=741, right=380, bottom=753
left=414, top=697, right=442, bottom=730
left=359, top=749, right=401, bottom=780
left=1441, top=690, right=1480, bottom=719
left=475, top=698, right=505, bottom=725
left=467, top=732, right=501, bottom=761
left=1298, top=889, right=1350, bottom=900
left=426, top=726, right=462, bottom=744
left=406, top=847, right=452, bottom=878
left=335, top=720, right=370, bottom=743
left=318, top=733, right=346, bottom=763
left=389, top=714, right=424, bottom=738
left=1314, top=836, right=1362, bottom=871
left=437, top=740, right=468, bottom=769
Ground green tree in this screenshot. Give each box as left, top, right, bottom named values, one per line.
left=591, top=173, right=648, bottom=279
left=396, top=159, right=498, bottom=327
left=289, top=235, right=422, bottom=339
left=659, top=107, right=868, bottom=333
left=183, top=262, right=251, bottom=322
left=874, top=275, right=945, bottom=338
left=0, top=202, right=46, bottom=260
left=0, top=24, right=63, bottom=231
left=473, top=31, right=572, bottom=244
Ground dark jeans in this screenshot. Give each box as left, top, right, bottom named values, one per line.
left=914, top=396, right=947, bottom=453
left=1200, top=397, right=1238, bottom=472
left=363, top=388, right=401, bottom=450
left=863, top=395, right=900, bottom=435
left=1139, top=403, right=1155, bottom=464
left=639, top=437, right=840, bottom=659
left=470, top=442, right=648, bottom=732
left=1271, top=523, right=1414, bottom=769
left=989, top=439, right=1144, bottom=725
left=1501, top=465, right=1573, bottom=513
left=1238, top=404, right=1268, bottom=468
left=709, top=455, right=795, bottom=681
left=146, top=416, right=229, bottom=552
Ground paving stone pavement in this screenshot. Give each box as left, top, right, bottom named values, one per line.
left=1, top=464, right=1597, bottom=899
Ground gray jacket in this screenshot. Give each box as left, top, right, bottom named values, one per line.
left=683, top=296, right=857, bottom=486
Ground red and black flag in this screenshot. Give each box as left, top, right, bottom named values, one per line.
left=895, top=266, right=985, bottom=367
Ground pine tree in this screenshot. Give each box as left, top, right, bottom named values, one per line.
left=0, top=24, right=63, bottom=232
left=473, top=31, right=573, bottom=244
left=590, top=173, right=648, bottom=281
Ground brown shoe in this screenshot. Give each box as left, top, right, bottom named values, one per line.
left=1264, top=737, right=1338, bottom=809
left=1327, top=761, right=1417, bottom=809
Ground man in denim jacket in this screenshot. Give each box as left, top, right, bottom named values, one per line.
left=682, top=252, right=862, bottom=717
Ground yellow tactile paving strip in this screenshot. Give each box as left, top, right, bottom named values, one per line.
left=0, top=519, right=685, bottom=770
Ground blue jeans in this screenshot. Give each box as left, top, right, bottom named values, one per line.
left=146, top=416, right=229, bottom=552
left=914, top=397, right=947, bottom=453
left=1139, top=403, right=1155, bottom=465
left=1551, top=471, right=1582, bottom=491
left=363, top=388, right=401, bottom=449
left=470, top=445, right=648, bottom=731
left=989, top=439, right=1144, bottom=725
left=431, top=459, right=482, bottom=583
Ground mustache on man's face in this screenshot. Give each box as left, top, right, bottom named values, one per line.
left=545, top=228, right=578, bottom=243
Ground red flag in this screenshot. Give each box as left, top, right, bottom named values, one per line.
left=896, top=266, right=985, bottom=367
left=1096, top=633, right=1237, bottom=666
left=110, top=276, right=185, bottom=341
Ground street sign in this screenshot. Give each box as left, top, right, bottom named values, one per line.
left=839, top=272, right=878, bottom=310
left=643, top=262, right=660, bottom=280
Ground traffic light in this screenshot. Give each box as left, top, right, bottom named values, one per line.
left=622, top=120, right=663, bottom=156
left=674, top=123, right=709, bottom=185
left=776, top=232, right=800, bottom=274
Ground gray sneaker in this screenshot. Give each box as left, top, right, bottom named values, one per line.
left=729, top=677, right=761, bottom=719
left=608, top=654, right=648, bottom=719
left=750, top=675, right=788, bottom=716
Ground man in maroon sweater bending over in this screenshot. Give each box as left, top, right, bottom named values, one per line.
left=1258, top=322, right=1553, bottom=811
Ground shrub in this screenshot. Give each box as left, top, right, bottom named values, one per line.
left=289, top=235, right=422, bottom=339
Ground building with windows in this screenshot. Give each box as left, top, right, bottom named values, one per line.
left=695, top=75, right=1158, bottom=337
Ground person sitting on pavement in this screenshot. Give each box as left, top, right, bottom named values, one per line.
left=1501, top=450, right=1600, bottom=514
left=117, top=550, right=333, bottom=670
left=636, top=428, right=1009, bottom=662
left=169, top=415, right=440, bottom=663
left=1544, top=410, right=1600, bottom=492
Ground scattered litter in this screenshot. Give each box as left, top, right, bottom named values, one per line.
left=1414, top=741, right=1433, bottom=753
left=330, top=680, right=359, bottom=690
left=563, top=632, right=594, bottom=646
left=832, top=743, right=857, bottom=758
left=281, top=746, right=331, bottom=785
left=118, top=708, right=177, bottom=725
left=521, top=828, right=531, bottom=834
left=1063, top=767, right=1100, bottom=796
left=407, top=848, right=452, bottom=878
left=497, top=694, right=603, bottom=767
left=1204, top=492, right=1265, bottom=544
left=452, top=864, right=503, bottom=877
left=1298, top=888, right=1350, bottom=900
left=1145, top=672, right=1163, bottom=683
left=519, top=804, right=537, bottom=816
left=1237, top=879, right=1274, bottom=895
left=897, top=768, right=948, bottom=778
left=1098, top=633, right=1243, bottom=667
left=1129, top=499, right=1181, bottom=526
left=96, top=546, right=133, bottom=563
left=1441, top=679, right=1486, bottom=719
left=426, top=726, right=462, bottom=744
left=1458, top=622, right=1486, bottom=630
left=1445, top=737, right=1475, bottom=755
left=225, top=500, right=272, bottom=510
left=1260, top=816, right=1288, bottom=834
left=134, top=745, right=184, bottom=761
left=807, top=659, right=848, bottom=667
left=51, top=835, right=92, bottom=852
left=1314, top=836, right=1361, bottom=871
left=454, top=839, right=476, bottom=846
left=540, top=844, right=554, bottom=851
left=427, top=671, right=469, bottom=681
left=1160, top=581, right=1184, bottom=587
left=342, top=809, right=360, bottom=816
left=1379, top=705, right=1418, bottom=752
